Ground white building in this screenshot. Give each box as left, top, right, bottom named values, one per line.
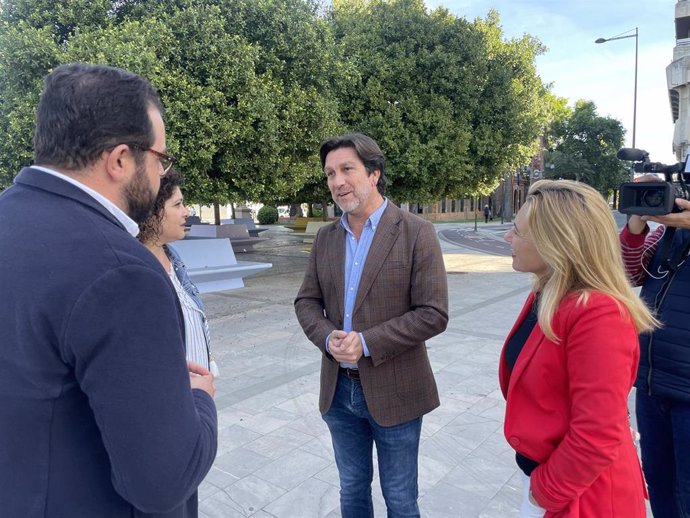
left=667, top=0, right=690, bottom=162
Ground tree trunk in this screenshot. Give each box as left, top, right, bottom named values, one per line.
left=213, top=203, right=221, bottom=225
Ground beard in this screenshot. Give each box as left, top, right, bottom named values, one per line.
left=332, top=183, right=372, bottom=214
left=334, top=197, right=359, bottom=214
left=123, top=162, right=157, bottom=224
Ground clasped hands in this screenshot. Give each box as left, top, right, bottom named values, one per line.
left=328, top=330, right=364, bottom=364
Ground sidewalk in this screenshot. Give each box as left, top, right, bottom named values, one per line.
left=196, top=223, right=643, bottom=517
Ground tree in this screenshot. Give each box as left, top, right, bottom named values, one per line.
left=0, top=9, right=62, bottom=186
left=329, top=1, right=549, bottom=203
left=206, top=0, right=354, bottom=211
left=470, top=10, right=549, bottom=191
left=545, top=100, right=628, bottom=194
left=0, top=0, right=345, bottom=208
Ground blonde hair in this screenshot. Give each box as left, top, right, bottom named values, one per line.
left=524, top=179, right=657, bottom=341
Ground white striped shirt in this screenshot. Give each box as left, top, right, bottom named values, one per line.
left=168, top=266, right=210, bottom=370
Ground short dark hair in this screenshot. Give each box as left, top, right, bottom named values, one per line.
left=319, top=132, right=387, bottom=195
left=137, top=169, right=183, bottom=244
left=34, top=63, right=163, bottom=171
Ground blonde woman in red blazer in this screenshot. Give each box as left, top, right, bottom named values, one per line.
left=500, top=180, right=657, bottom=518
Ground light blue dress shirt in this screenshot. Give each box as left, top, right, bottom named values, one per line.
left=329, top=199, right=388, bottom=369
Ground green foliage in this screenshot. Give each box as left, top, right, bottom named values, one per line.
left=546, top=100, right=628, bottom=194
left=209, top=0, right=348, bottom=204
left=0, top=21, right=60, bottom=186
left=1, top=0, right=114, bottom=42
left=0, top=0, right=553, bottom=205
left=0, top=0, right=343, bottom=202
left=257, top=204, right=279, bottom=224
left=329, top=2, right=548, bottom=202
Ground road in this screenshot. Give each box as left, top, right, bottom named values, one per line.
left=437, top=224, right=512, bottom=256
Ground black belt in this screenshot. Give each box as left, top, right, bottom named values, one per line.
left=339, top=367, right=360, bottom=379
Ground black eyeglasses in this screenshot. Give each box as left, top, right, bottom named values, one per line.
left=128, top=144, right=177, bottom=176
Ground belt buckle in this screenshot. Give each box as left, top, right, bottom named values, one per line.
left=340, top=367, right=360, bottom=379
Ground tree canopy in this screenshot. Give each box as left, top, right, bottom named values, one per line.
left=329, top=3, right=548, bottom=202
left=544, top=100, right=628, bottom=194
left=0, top=0, right=567, bottom=206
left=0, top=0, right=344, bottom=204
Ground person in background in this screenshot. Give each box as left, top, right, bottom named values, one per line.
left=620, top=179, right=690, bottom=518
left=484, top=204, right=491, bottom=223
left=138, top=169, right=219, bottom=376
left=295, top=132, right=448, bottom=518
left=0, top=63, right=217, bottom=518
left=501, top=180, right=655, bottom=517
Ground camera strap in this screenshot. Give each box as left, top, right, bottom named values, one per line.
left=660, top=226, right=690, bottom=272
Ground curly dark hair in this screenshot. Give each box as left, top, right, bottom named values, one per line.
left=137, top=169, right=184, bottom=245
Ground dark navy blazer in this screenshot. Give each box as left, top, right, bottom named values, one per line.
left=0, top=168, right=217, bottom=517
left=637, top=227, right=690, bottom=401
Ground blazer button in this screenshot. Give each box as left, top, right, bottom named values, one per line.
left=509, top=436, right=521, bottom=447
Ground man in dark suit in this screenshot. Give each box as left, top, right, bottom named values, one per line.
left=0, top=63, right=217, bottom=517
left=295, top=133, right=448, bottom=518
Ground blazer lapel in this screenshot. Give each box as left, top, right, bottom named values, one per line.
left=353, top=204, right=401, bottom=314
left=326, top=222, right=346, bottom=320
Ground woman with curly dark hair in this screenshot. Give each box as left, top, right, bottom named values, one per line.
left=139, top=170, right=219, bottom=376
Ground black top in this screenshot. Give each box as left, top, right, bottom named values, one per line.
left=505, top=296, right=539, bottom=372
left=506, top=295, right=540, bottom=476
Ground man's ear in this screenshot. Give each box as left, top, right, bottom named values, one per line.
left=104, top=144, right=133, bottom=183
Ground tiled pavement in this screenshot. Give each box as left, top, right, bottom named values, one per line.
left=196, top=222, right=648, bottom=518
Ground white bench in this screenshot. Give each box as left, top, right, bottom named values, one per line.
left=169, top=239, right=272, bottom=293
left=301, top=221, right=334, bottom=244
left=220, top=217, right=268, bottom=237
left=187, top=224, right=269, bottom=252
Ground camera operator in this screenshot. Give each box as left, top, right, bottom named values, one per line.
left=620, top=173, right=690, bottom=517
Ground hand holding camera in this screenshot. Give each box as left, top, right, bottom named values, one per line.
left=623, top=173, right=690, bottom=232
left=618, top=148, right=690, bottom=217
left=629, top=198, right=690, bottom=234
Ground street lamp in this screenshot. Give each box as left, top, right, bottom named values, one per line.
left=595, top=27, right=638, bottom=148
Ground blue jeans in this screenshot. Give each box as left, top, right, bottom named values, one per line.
left=322, top=371, right=422, bottom=518
left=637, top=389, right=690, bottom=518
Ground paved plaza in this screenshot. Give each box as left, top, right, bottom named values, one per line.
left=196, top=221, right=648, bottom=518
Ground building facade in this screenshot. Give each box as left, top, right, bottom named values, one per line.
left=667, top=0, right=690, bottom=162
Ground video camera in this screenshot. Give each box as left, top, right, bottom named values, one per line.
left=617, top=148, right=690, bottom=215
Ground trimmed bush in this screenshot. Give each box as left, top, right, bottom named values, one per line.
left=257, top=205, right=279, bottom=225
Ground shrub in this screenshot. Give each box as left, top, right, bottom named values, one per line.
left=257, top=205, right=279, bottom=225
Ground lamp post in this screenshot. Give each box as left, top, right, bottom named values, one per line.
left=595, top=27, right=638, bottom=149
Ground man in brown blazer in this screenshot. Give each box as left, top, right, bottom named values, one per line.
left=294, top=133, right=448, bottom=518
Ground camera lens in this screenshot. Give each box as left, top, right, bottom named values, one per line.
left=641, top=188, right=665, bottom=208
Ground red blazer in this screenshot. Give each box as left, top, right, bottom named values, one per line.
left=499, top=291, right=646, bottom=518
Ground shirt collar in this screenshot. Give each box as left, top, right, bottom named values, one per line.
left=340, top=198, right=388, bottom=234
left=31, top=165, right=140, bottom=237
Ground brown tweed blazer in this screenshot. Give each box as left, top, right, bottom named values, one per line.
left=294, top=202, right=449, bottom=426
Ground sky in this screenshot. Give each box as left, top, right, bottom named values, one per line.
left=426, top=0, right=679, bottom=165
